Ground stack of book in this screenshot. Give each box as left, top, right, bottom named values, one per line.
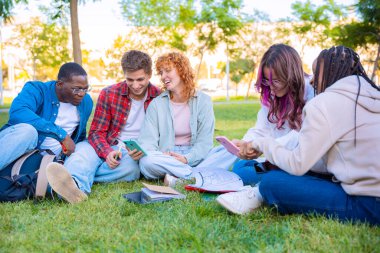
left=124, top=183, right=186, bottom=204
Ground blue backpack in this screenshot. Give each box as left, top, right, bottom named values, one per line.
left=0, top=150, right=56, bottom=202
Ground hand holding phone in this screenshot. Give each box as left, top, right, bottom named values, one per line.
left=123, top=140, right=147, bottom=156
left=215, top=136, right=240, bottom=156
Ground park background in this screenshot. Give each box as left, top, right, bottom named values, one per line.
left=0, top=0, right=379, bottom=103
left=0, top=0, right=379, bottom=252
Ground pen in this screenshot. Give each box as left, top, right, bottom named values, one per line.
left=116, top=145, right=122, bottom=160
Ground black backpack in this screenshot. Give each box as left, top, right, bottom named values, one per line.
left=0, top=150, right=56, bottom=202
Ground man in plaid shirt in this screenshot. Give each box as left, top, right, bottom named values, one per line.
left=48, top=50, right=161, bottom=198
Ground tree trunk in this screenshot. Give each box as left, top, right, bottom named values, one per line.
left=70, top=0, right=82, bottom=65
left=370, top=42, right=380, bottom=81
left=245, top=70, right=255, bottom=99
left=196, top=47, right=206, bottom=81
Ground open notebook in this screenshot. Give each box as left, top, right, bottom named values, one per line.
left=185, top=169, right=243, bottom=193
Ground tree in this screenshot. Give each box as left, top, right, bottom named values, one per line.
left=50, top=0, right=100, bottom=65
left=7, top=17, right=70, bottom=80
left=104, top=28, right=171, bottom=80
left=330, top=0, right=380, bottom=80
left=278, top=0, right=345, bottom=58
left=0, top=0, right=28, bottom=22
left=222, top=22, right=274, bottom=98
left=119, top=0, right=246, bottom=79
left=0, top=0, right=28, bottom=104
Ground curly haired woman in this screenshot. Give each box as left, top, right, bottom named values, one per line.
left=136, top=52, right=215, bottom=182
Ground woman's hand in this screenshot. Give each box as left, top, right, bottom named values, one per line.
left=238, top=141, right=262, bottom=160
left=167, top=151, right=188, bottom=164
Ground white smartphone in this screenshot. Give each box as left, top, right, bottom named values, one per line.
left=215, top=136, right=240, bottom=156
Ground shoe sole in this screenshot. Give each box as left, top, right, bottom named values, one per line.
left=216, top=196, right=245, bottom=215
left=46, top=162, right=88, bottom=204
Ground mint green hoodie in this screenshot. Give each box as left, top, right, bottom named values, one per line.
left=138, top=90, right=215, bottom=166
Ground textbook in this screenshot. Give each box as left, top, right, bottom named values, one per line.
left=141, top=183, right=186, bottom=202
left=123, top=183, right=186, bottom=204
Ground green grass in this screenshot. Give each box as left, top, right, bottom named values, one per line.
left=0, top=102, right=379, bottom=252
left=212, top=95, right=260, bottom=102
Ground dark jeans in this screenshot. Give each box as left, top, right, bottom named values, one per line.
left=232, top=160, right=265, bottom=185
left=259, top=170, right=380, bottom=226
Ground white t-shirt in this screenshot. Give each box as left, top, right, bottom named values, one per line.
left=118, top=93, right=147, bottom=142
left=40, top=102, right=80, bottom=155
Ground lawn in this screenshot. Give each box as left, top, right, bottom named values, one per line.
left=0, top=102, right=379, bottom=252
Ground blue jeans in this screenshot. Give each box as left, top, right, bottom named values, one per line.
left=64, top=141, right=140, bottom=194
left=232, top=159, right=265, bottom=185
left=140, top=145, right=194, bottom=179
left=259, top=170, right=380, bottom=226
left=0, top=123, right=38, bottom=170
left=195, top=145, right=239, bottom=170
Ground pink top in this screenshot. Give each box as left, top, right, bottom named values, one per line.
left=171, top=101, right=191, bottom=145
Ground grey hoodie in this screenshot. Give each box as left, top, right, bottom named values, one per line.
left=253, top=75, right=380, bottom=197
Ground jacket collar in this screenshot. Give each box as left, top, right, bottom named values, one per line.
left=161, top=89, right=198, bottom=98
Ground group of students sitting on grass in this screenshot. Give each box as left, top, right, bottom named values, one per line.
left=0, top=44, right=379, bottom=226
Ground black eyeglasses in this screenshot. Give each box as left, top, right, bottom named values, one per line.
left=71, top=87, right=92, bottom=95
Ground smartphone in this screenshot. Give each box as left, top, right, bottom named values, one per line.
left=123, top=140, right=147, bottom=156
left=215, top=136, right=240, bottom=156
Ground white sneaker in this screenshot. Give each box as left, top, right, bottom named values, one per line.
left=163, top=174, right=182, bottom=187
left=216, top=186, right=263, bottom=215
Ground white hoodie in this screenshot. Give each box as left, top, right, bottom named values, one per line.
left=253, top=75, right=380, bottom=197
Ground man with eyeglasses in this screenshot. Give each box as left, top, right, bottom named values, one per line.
left=0, top=62, right=93, bottom=202
left=45, top=50, right=161, bottom=202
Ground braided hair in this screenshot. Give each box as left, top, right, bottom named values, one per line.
left=314, top=46, right=380, bottom=145
left=314, top=46, right=378, bottom=94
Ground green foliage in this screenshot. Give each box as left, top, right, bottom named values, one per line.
left=0, top=0, right=28, bottom=22
left=330, top=0, right=380, bottom=80
left=104, top=29, right=171, bottom=80
left=331, top=0, right=379, bottom=47
left=278, top=0, right=346, bottom=56
left=221, top=59, right=255, bottom=85
left=118, top=0, right=248, bottom=77
left=7, top=17, right=70, bottom=81
left=120, top=0, right=188, bottom=27
left=0, top=103, right=380, bottom=252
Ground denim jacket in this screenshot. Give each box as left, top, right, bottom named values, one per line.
left=138, top=90, right=215, bottom=166
left=1, top=81, right=93, bottom=147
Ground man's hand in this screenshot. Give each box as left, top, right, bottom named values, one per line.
left=61, top=135, right=76, bottom=156
left=167, top=151, right=188, bottom=164
left=128, top=148, right=144, bottom=161
left=238, top=141, right=262, bottom=160
left=106, top=150, right=121, bottom=169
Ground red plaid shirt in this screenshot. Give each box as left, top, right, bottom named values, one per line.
left=88, top=81, right=161, bottom=159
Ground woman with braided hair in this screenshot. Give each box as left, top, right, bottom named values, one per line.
left=217, top=46, right=380, bottom=225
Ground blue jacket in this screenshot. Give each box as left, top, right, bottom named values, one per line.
left=1, top=81, right=93, bottom=147
left=138, top=90, right=215, bottom=166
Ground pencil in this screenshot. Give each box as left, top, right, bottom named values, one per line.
left=116, top=145, right=122, bottom=160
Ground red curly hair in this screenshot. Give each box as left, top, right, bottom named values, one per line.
left=155, top=52, right=196, bottom=100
